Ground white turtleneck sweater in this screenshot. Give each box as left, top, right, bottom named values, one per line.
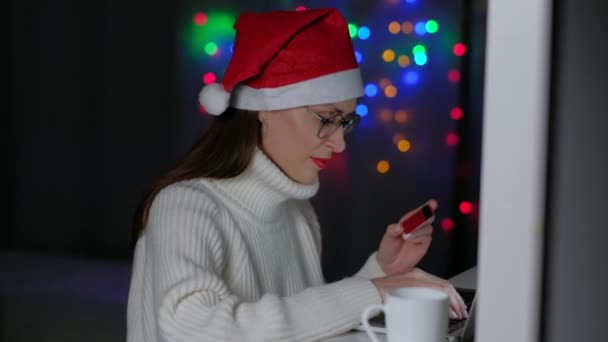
left=127, top=150, right=385, bottom=342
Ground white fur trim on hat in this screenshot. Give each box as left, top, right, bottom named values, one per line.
left=199, top=83, right=231, bottom=115
left=229, top=68, right=363, bottom=111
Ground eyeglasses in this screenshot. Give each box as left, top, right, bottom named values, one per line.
left=305, top=108, right=361, bottom=139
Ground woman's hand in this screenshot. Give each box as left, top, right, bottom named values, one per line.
left=376, top=200, right=438, bottom=276
left=371, top=268, right=468, bottom=320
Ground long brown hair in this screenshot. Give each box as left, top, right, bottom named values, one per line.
left=131, top=107, right=261, bottom=245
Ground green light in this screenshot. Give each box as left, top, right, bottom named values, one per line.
left=348, top=23, right=358, bottom=38
left=426, top=20, right=439, bottom=34
left=205, top=42, right=218, bottom=55
left=187, top=11, right=236, bottom=57
left=412, top=44, right=426, bottom=55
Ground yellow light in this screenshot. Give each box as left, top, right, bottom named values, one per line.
left=377, top=160, right=390, bottom=174
left=388, top=21, right=401, bottom=34
left=385, top=85, right=397, bottom=98
left=379, top=78, right=392, bottom=89
left=382, top=49, right=396, bottom=62
left=395, top=110, right=409, bottom=124
left=397, top=139, right=411, bottom=152
left=398, top=55, right=411, bottom=68
left=402, top=21, right=414, bottom=34
left=379, top=109, right=393, bottom=123
left=392, top=133, right=405, bottom=145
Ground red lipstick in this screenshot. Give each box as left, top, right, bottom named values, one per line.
left=311, top=157, right=330, bottom=169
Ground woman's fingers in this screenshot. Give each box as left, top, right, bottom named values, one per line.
left=437, top=282, right=464, bottom=320
left=449, top=285, right=467, bottom=319
left=403, top=224, right=433, bottom=240
left=430, top=282, right=461, bottom=319
left=386, top=223, right=404, bottom=238
left=449, top=308, right=459, bottom=319
left=415, top=272, right=467, bottom=320
left=433, top=278, right=467, bottom=319
left=425, top=273, right=467, bottom=319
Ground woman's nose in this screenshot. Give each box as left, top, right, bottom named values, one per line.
left=325, top=126, right=346, bottom=153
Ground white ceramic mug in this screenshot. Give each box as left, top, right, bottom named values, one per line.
left=361, top=287, right=449, bottom=342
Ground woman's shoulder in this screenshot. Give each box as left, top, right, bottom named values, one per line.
left=151, top=178, right=224, bottom=216
left=145, top=179, right=232, bottom=257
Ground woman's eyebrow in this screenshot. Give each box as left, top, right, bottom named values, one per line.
left=312, top=106, right=343, bottom=115
left=326, top=107, right=344, bottom=115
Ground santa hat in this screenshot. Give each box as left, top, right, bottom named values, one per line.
left=199, top=8, right=363, bottom=115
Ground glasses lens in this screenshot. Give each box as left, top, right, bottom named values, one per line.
left=343, top=115, right=360, bottom=135
left=318, top=114, right=361, bottom=138
left=319, top=121, right=339, bottom=138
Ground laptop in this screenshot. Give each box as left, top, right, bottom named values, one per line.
left=355, top=287, right=477, bottom=341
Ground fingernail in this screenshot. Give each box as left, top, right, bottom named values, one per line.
left=394, top=225, right=402, bottom=234
left=402, top=233, right=412, bottom=240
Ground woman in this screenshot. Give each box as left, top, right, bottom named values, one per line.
left=127, top=7, right=467, bottom=342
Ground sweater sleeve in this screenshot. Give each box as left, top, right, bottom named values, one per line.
left=354, top=251, right=387, bottom=279
left=147, top=184, right=382, bottom=342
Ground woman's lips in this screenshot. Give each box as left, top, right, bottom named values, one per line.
left=311, top=157, right=330, bottom=169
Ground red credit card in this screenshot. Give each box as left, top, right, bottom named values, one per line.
left=401, top=204, right=435, bottom=234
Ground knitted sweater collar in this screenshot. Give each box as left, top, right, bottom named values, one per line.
left=212, top=148, right=319, bottom=221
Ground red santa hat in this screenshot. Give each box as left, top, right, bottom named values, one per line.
left=199, top=8, right=363, bottom=115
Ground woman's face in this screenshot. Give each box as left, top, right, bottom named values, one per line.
left=258, top=99, right=358, bottom=184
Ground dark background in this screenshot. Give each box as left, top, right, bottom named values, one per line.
left=10, top=0, right=179, bottom=259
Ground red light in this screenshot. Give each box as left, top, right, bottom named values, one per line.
left=453, top=43, right=466, bottom=56
left=446, top=132, right=459, bottom=146
left=441, top=218, right=454, bottom=232
left=202, top=72, right=216, bottom=85
left=198, top=104, right=206, bottom=113
left=448, top=70, right=461, bottom=83
left=459, top=201, right=473, bottom=215
left=295, top=6, right=307, bottom=11
left=194, top=12, right=208, bottom=26
left=450, top=107, right=463, bottom=120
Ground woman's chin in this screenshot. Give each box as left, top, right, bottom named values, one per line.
left=288, top=170, right=318, bottom=185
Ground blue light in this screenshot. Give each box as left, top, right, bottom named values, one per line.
left=414, top=54, right=428, bottom=65
left=364, top=84, right=378, bottom=97
left=414, top=22, right=427, bottom=35
left=358, top=26, right=371, bottom=40
left=406, top=0, right=416, bottom=3
left=402, top=71, right=420, bottom=85
left=356, top=104, right=368, bottom=116
left=355, top=50, right=363, bottom=64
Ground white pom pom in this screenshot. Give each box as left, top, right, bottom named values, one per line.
left=199, top=83, right=230, bottom=115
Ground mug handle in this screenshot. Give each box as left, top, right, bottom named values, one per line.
left=361, top=304, right=385, bottom=342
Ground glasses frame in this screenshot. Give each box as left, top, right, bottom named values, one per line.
left=305, top=107, right=361, bottom=139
